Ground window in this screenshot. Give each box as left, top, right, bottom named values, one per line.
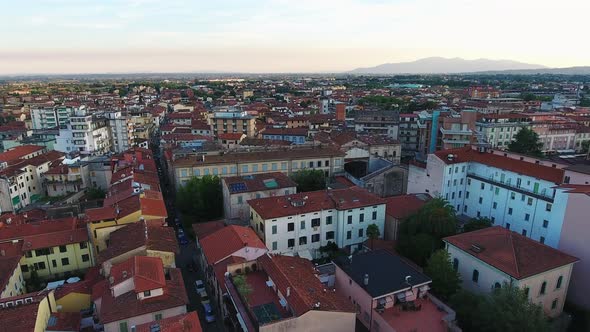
left=480, top=183, right=485, bottom=190
left=495, top=187, right=499, bottom=195
left=82, top=254, right=90, bottom=262
left=527, top=197, right=533, bottom=206
left=524, top=287, right=530, bottom=297
left=61, top=258, right=70, bottom=266
left=522, top=229, right=527, bottom=236
left=326, top=231, right=334, bottom=240
left=119, top=322, right=129, bottom=332
left=311, top=218, right=320, bottom=227
left=21, top=265, right=29, bottom=273
left=453, top=179, right=457, bottom=186
left=540, top=236, right=545, bottom=244
left=272, top=241, right=278, bottom=250
left=494, top=282, right=501, bottom=289
left=346, top=231, right=352, bottom=240
left=540, top=281, right=547, bottom=295
left=552, top=299, right=558, bottom=310
left=556, top=276, right=563, bottom=289
left=478, top=197, right=483, bottom=204
left=452, top=258, right=459, bottom=271
left=472, top=270, right=479, bottom=283
left=79, top=242, right=87, bottom=249
left=272, top=225, right=277, bottom=234
left=52, top=260, right=57, bottom=268
left=508, top=208, right=513, bottom=215
left=466, top=191, right=470, bottom=199
left=459, top=191, right=462, bottom=198
left=467, top=178, right=471, bottom=185
left=155, top=313, right=162, bottom=321
left=300, top=220, right=306, bottom=230
left=288, top=223, right=294, bottom=232
left=347, top=215, right=352, bottom=224
left=312, top=234, right=320, bottom=242
left=525, top=213, right=530, bottom=221
left=510, top=192, right=515, bottom=200
left=288, top=239, right=295, bottom=247
left=144, top=290, right=151, bottom=297
left=543, top=220, right=549, bottom=228
left=546, top=203, right=552, bottom=212
left=506, top=223, right=511, bottom=230
left=358, top=229, right=364, bottom=237
left=359, top=214, right=364, bottom=222
left=326, top=216, right=333, bottom=225
left=299, top=236, right=307, bottom=245
left=493, top=202, right=497, bottom=209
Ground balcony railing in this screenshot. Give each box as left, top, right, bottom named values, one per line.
left=467, top=172, right=554, bottom=202
left=440, top=128, right=473, bottom=135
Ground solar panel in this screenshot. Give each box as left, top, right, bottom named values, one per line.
left=229, top=182, right=247, bottom=193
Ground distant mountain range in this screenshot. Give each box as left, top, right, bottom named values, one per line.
left=349, top=57, right=549, bottom=74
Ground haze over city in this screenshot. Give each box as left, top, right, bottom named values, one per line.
left=2, top=0, right=590, bottom=74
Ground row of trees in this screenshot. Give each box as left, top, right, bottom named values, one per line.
left=176, top=175, right=223, bottom=222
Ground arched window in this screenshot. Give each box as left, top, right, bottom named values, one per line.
left=494, top=282, right=501, bottom=289
left=556, top=276, right=563, bottom=289
left=540, top=281, right=547, bottom=295
left=472, top=269, right=479, bottom=283
left=452, top=258, right=459, bottom=271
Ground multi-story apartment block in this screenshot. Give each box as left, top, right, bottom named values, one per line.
left=105, top=111, right=132, bottom=153
left=30, top=105, right=72, bottom=130
left=248, top=186, right=386, bottom=258
left=354, top=110, right=399, bottom=139
left=209, top=109, right=256, bottom=138
left=476, top=113, right=532, bottom=149
left=407, top=146, right=590, bottom=309
left=399, top=113, right=420, bottom=157
left=222, top=172, right=297, bottom=221
left=261, top=127, right=308, bottom=144
left=171, top=146, right=345, bottom=188
left=55, top=106, right=112, bottom=154
left=532, top=122, right=577, bottom=153
left=417, top=109, right=477, bottom=156
left=44, top=161, right=90, bottom=197
left=444, top=226, right=578, bottom=318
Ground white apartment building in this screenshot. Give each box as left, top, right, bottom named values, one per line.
left=30, top=105, right=73, bottom=130
left=249, top=186, right=386, bottom=259
left=106, top=111, right=132, bottom=153
left=55, top=106, right=112, bottom=154
left=475, top=113, right=532, bottom=149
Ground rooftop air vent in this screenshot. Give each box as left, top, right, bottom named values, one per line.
left=471, top=244, right=484, bottom=253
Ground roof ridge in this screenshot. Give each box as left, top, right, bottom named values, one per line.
left=508, top=231, right=520, bottom=278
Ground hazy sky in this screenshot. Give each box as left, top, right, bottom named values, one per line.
left=1, top=0, right=589, bottom=74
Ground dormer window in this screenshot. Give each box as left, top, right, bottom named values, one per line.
left=143, top=290, right=151, bottom=297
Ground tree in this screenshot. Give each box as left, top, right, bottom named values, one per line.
left=86, top=187, right=106, bottom=200
left=397, top=197, right=457, bottom=266
left=232, top=274, right=252, bottom=303
left=463, top=217, right=493, bottom=233
left=176, top=175, right=223, bottom=222
left=580, top=98, right=590, bottom=107
left=28, top=267, right=41, bottom=292
left=366, top=224, right=380, bottom=249
left=424, top=250, right=461, bottom=301
left=581, top=140, right=590, bottom=153
left=290, top=169, right=326, bottom=192
left=507, top=127, right=544, bottom=157
left=450, top=284, right=550, bottom=332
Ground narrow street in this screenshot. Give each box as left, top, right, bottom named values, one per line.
left=152, top=119, right=226, bottom=332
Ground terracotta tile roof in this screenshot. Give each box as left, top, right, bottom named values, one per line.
left=98, top=220, right=178, bottom=264
left=261, top=127, right=308, bottom=136
left=0, top=298, right=42, bottom=332
left=200, top=225, right=266, bottom=265
left=443, top=226, right=579, bottom=279
left=98, top=268, right=188, bottom=323
left=192, top=221, right=225, bottom=240
left=46, top=312, right=81, bottom=332
left=110, top=256, right=166, bottom=292
left=555, top=184, right=590, bottom=195
left=0, top=145, right=44, bottom=163
left=135, top=311, right=202, bottom=332
left=0, top=256, right=21, bottom=293
left=217, top=133, right=244, bottom=140
left=249, top=187, right=384, bottom=220
left=257, top=254, right=354, bottom=316
left=19, top=150, right=65, bottom=167
left=140, top=194, right=168, bottom=218
left=173, top=146, right=344, bottom=168
left=84, top=206, right=117, bottom=222
left=433, top=147, right=565, bottom=183
left=23, top=227, right=88, bottom=251
left=222, top=172, right=296, bottom=194
left=385, top=194, right=431, bottom=220
left=0, top=217, right=87, bottom=250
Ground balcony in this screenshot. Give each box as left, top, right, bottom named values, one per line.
left=440, top=127, right=472, bottom=135
left=467, top=172, right=554, bottom=202
left=442, top=138, right=471, bottom=145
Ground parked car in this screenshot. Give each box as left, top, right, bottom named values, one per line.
left=198, top=289, right=210, bottom=304
left=195, top=280, right=206, bottom=293
left=178, top=234, right=189, bottom=245
left=176, top=228, right=185, bottom=239
left=202, top=302, right=216, bottom=323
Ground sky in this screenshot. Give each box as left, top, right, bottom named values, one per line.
left=1, top=0, right=589, bottom=74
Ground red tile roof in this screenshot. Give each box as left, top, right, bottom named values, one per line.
left=0, top=145, right=44, bottom=163
left=98, top=268, right=188, bottom=323
left=135, top=311, right=202, bottom=332
left=200, top=225, right=266, bottom=265
left=443, top=226, right=579, bottom=279
left=46, top=312, right=81, bottom=332
left=110, top=256, right=166, bottom=292
left=433, top=147, right=565, bottom=183
left=222, top=172, right=296, bottom=194
left=0, top=256, right=21, bottom=293
left=257, top=254, right=354, bottom=316
left=0, top=217, right=87, bottom=250
left=249, top=187, right=385, bottom=220
left=98, top=220, right=178, bottom=264
left=217, top=133, right=244, bottom=140
left=192, top=221, right=225, bottom=240
left=385, top=194, right=431, bottom=220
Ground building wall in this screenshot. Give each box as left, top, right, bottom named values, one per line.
left=223, top=185, right=297, bottom=221
left=446, top=243, right=573, bottom=318
left=260, top=309, right=356, bottom=332
left=103, top=305, right=187, bottom=332
left=22, top=241, right=94, bottom=280
left=0, top=263, right=25, bottom=299
left=33, top=293, right=56, bottom=332
left=56, top=292, right=91, bottom=312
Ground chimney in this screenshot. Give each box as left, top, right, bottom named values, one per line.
left=287, top=287, right=291, bottom=297
left=363, top=274, right=369, bottom=286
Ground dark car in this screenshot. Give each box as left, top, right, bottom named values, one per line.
left=202, top=302, right=216, bottom=323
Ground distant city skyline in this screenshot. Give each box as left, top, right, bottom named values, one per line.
left=2, top=0, right=589, bottom=74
